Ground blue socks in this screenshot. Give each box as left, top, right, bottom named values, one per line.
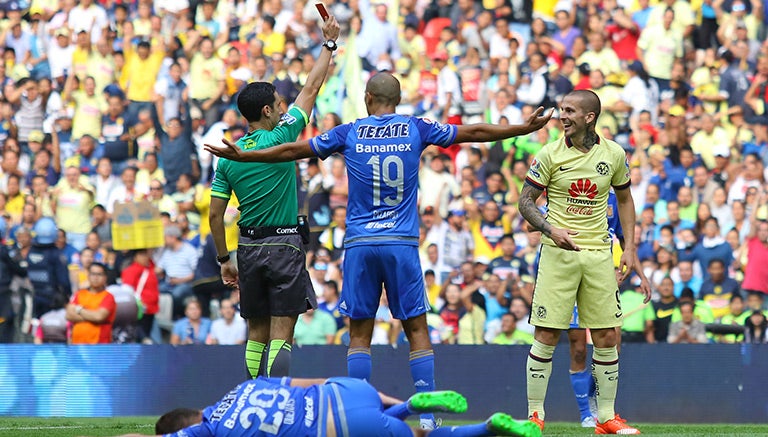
left=570, top=369, right=593, bottom=420
left=410, top=349, right=436, bottom=423
left=383, top=402, right=411, bottom=420
left=347, top=347, right=372, bottom=380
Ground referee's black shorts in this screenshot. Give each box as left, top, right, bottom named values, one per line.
left=237, top=233, right=316, bottom=318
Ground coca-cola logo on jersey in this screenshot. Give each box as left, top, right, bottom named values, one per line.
left=565, top=178, right=599, bottom=215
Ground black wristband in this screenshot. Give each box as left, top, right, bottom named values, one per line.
left=217, top=254, right=231, bottom=264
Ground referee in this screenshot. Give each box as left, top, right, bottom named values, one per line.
left=208, top=15, right=340, bottom=379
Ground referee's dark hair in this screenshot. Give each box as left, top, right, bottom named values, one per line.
left=237, top=82, right=277, bottom=122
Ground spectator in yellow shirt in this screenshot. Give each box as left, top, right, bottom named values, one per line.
left=120, top=25, right=165, bottom=122
left=135, top=152, right=166, bottom=197
left=63, top=75, right=105, bottom=141
left=257, top=15, right=286, bottom=57
left=86, top=37, right=116, bottom=96
left=184, top=32, right=226, bottom=129
left=52, top=166, right=94, bottom=251
left=4, top=174, right=25, bottom=224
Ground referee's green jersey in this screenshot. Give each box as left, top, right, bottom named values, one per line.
left=211, top=106, right=308, bottom=228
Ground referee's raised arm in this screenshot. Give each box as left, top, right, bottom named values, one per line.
left=292, top=16, right=340, bottom=117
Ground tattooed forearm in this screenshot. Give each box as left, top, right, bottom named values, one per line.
left=519, top=184, right=552, bottom=237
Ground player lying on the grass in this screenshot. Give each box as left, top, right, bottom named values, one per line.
left=113, top=376, right=541, bottom=437
left=117, top=379, right=538, bottom=437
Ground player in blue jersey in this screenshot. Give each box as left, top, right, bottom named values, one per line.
left=205, top=72, right=552, bottom=430
left=115, top=376, right=541, bottom=437
left=567, top=190, right=624, bottom=428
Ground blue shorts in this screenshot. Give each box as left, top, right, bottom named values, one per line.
left=340, top=245, right=429, bottom=320
left=323, top=377, right=412, bottom=437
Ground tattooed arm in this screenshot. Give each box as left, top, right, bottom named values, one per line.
left=519, top=183, right=552, bottom=238
left=519, top=182, right=582, bottom=251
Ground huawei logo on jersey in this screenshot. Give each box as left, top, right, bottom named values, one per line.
left=569, top=179, right=599, bottom=199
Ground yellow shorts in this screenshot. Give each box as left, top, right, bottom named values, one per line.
left=530, top=244, right=622, bottom=330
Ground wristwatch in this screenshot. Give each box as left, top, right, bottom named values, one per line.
left=76, top=305, right=83, bottom=315
left=322, top=40, right=338, bottom=52
left=217, top=254, right=231, bottom=264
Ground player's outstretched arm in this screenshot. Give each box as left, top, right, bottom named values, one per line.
left=205, top=137, right=315, bottom=162
left=519, top=183, right=581, bottom=251
left=453, top=107, right=553, bottom=144
left=292, top=16, right=340, bottom=117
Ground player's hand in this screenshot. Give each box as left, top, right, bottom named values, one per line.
left=617, top=250, right=635, bottom=283
left=524, top=106, right=554, bottom=133
left=204, top=137, right=244, bottom=161
left=321, top=15, right=340, bottom=41
left=549, top=227, right=580, bottom=251
left=221, top=261, right=239, bottom=289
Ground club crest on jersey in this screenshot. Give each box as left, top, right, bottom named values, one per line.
left=596, top=161, right=609, bottom=176
left=319, top=132, right=330, bottom=141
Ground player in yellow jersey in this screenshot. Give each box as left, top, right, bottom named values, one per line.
left=518, top=90, right=651, bottom=435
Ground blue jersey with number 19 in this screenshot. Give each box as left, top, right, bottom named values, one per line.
left=309, top=115, right=457, bottom=248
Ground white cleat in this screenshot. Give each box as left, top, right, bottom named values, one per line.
left=581, top=416, right=597, bottom=428
left=420, top=418, right=442, bottom=430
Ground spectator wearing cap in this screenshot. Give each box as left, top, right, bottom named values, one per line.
left=183, top=33, right=226, bottom=130
left=637, top=7, right=683, bottom=93
left=357, top=0, right=400, bottom=72
left=716, top=0, right=761, bottom=44
left=155, top=225, right=198, bottom=317
left=724, top=20, right=761, bottom=64
left=47, top=27, right=74, bottom=86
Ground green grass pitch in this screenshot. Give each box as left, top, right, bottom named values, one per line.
left=0, top=418, right=767, bottom=437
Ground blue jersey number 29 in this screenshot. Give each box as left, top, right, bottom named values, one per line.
left=367, top=155, right=404, bottom=207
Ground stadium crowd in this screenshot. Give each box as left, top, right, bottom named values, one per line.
left=0, top=0, right=767, bottom=346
